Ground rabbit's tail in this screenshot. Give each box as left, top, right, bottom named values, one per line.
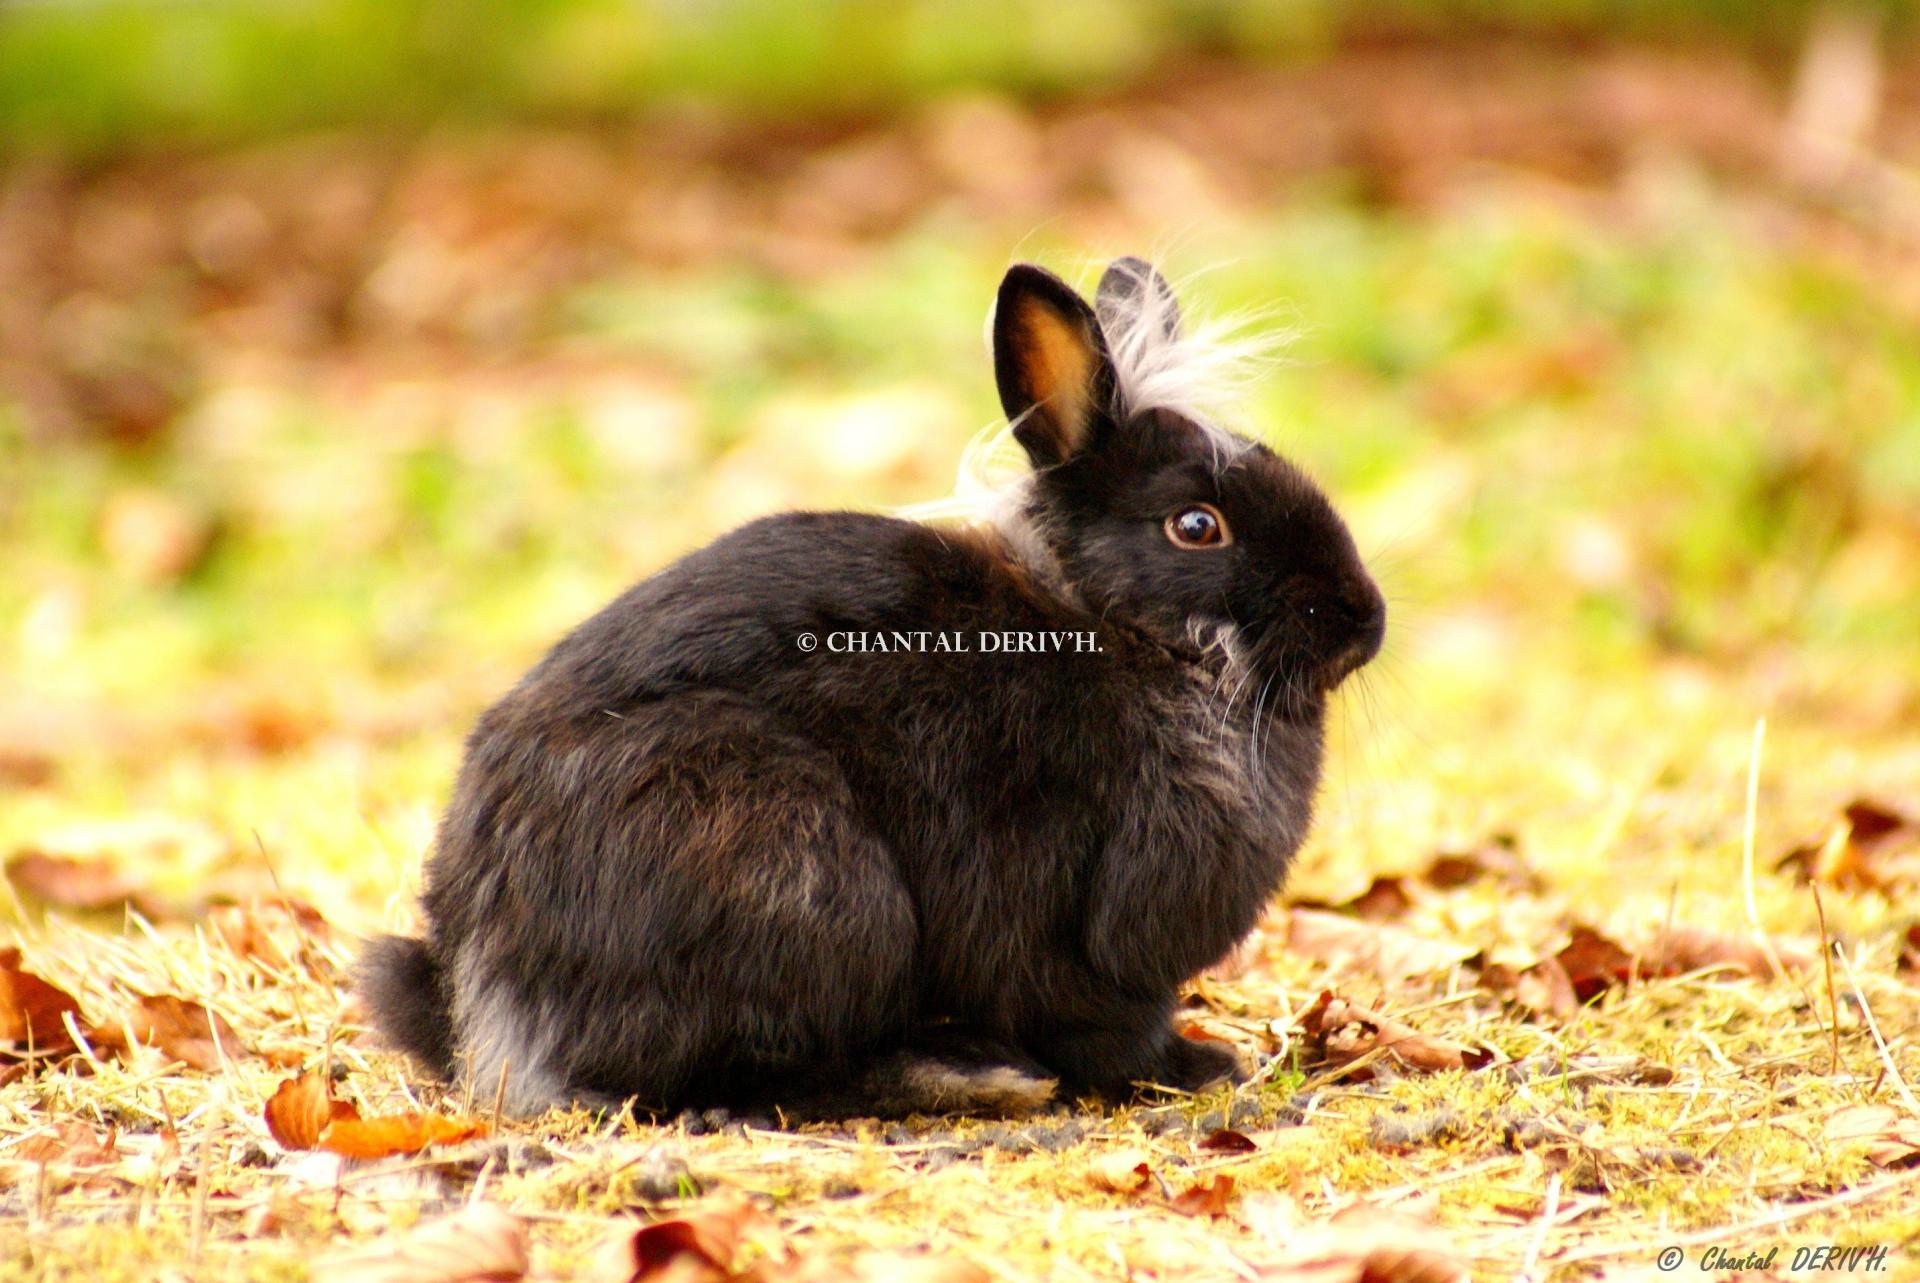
left=358, top=934, right=457, bottom=1079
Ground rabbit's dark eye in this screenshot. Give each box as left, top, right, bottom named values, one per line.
left=1165, top=503, right=1230, bottom=549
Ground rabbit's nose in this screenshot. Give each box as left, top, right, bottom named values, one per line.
left=1332, top=583, right=1386, bottom=682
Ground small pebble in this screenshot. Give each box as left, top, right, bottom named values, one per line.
left=922, top=1145, right=967, bottom=1173
left=1369, top=1107, right=1465, bottom=1148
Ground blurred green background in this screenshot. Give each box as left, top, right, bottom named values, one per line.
left=2, top=1, right=1917, bottom=920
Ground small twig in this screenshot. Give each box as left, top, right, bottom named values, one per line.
left=1810, top=879, right=1841, bottom=1075
left=492, top=1056, right=512, bottom=1130
left=254, top=828, right=314, bottom=1037
left=1833, top=943, right=1920, bottom=1118
left=1738, top=717, right=1790, bottom=987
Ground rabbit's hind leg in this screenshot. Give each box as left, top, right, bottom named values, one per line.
left=448, top=692, right=921, bottom=1116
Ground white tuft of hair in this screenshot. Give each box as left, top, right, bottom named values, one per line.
left=899, top=262, right=1288, bottom=529
left=1098, top=259, right=1285, bottom=428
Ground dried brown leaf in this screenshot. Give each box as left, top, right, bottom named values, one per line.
left=264, top=1072, right=345, bottom=1151
left=1169, top=1173, right=1236, bottom=1218
left=311, top=1201, right=528, bottom=1283
left=1555, top=925, right=1637, bottom=1002
left=1899, top=923, right=1920, bottom=980
left=209, top=895, right=333, bottom=975
left=1421, top=834, right=1540, bottom=892
left=588, top=1198, right=761, bottom=1283
left=1478, top=956, right=1579, bottom=1022
left=1825, top=1104, right=1920, bottom=1168
left=264, top=1070, right=488, bottom=1158
left=1, top=1122, right=121, bottom=1193
left=1292, top=876, right=1414, bottom=921
left=8, top=1121, right=118, bottom=1168
left=324, top=1113, right=491, bottom=1159
left=1243, top=1196, right=1471, bottom=1283
left=1296, top=991, right=1492, bottom=1078
left=1177, top=1021, right=1231, bottom=1044
left=5, top=850, right=145, bottom=911
left=0, top=947, right=83, bottom=1054
left=1351, top=1247, right=1473, bottom=1283
left=1199, top=1128, right=1259, bottom=1154
left=1777, top=797, right=1920, bottom=893
left=1647, top=925, right=1809, bottom=979
left=1286, top=910, right=1474, bottom=984
left=90, top=994, right=245, bottom=1070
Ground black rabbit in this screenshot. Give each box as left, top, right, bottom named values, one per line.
left=360, top=258, right=1384, bottom=1117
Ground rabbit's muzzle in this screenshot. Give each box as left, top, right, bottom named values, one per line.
left=1325, top=579, right=1386, bottom=688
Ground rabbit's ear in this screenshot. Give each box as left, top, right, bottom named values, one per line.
left=994, top=264, right=1114, bottom=468
left=1095, top=257, right=1182, bottom=345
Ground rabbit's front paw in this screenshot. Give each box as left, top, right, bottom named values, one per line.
left=1159, top=1033, right=1244, bottom=1091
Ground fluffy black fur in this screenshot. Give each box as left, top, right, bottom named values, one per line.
left=360, top=259, right=1385, bottom=1117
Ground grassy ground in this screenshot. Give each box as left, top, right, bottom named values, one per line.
left=3, top=36, right=1920, bottom=1283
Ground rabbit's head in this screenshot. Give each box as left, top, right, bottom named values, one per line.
left=992, top=258, right=1384, bottom=706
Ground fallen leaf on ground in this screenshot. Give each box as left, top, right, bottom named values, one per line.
left=1899, top=924, right=1920, bottom=980
left=1825, top=1104, right=1920, bottom=1167
left=1285, top=910, right=1475, bottom=984
left=1177, top=1021, right=1232, bottom=1044
left=1777, top=798, right=1920, bottom=893
left=1242, top=1196, right=1471, bottom=1283
left=801, top=1256, right=991, bottom=1283
left=312, top=1201, right=528, bottom=1283
left=7, top=1122, right=118, bottom=1168
left=1421, top=834, right=1541, bottom=892
left=1199, top=1128, right=1258, bottom=1154
left=1, top=1122, right=122, bottom=1192
left=1297, top=991, right=1493, bottom=1078
left=0, top=748, right=56, bottom=790
left=1087, top=1148, right=1154, bottom=1194
left=588, top=1197, right=762, bottom=1283
left=265, top=1073, right=354, bottom=1150
left=1555, top=926, right=1638, bottom=1002
left=324, top=1113, right=492, bottom=1160
left=1291, top=876, right=1414, bottom=921
left=209, top=895, right=334, bottom=975
left=88, top=994, right=245, bottom=1070
left=4, top=851, right=148, bottom=912
left=0, top=947, right=83, bottom=1054
left=265, top=1072, right=488, bottom=1158
left=1169, top=1173, right=1236, bottom=1217
left=1476, top=956, right=1579, bottom=1022
left=1646, top=925, right=1809, bottom=979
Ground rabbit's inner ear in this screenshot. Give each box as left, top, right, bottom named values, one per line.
left=993, top=264, right=1113, bottom=468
